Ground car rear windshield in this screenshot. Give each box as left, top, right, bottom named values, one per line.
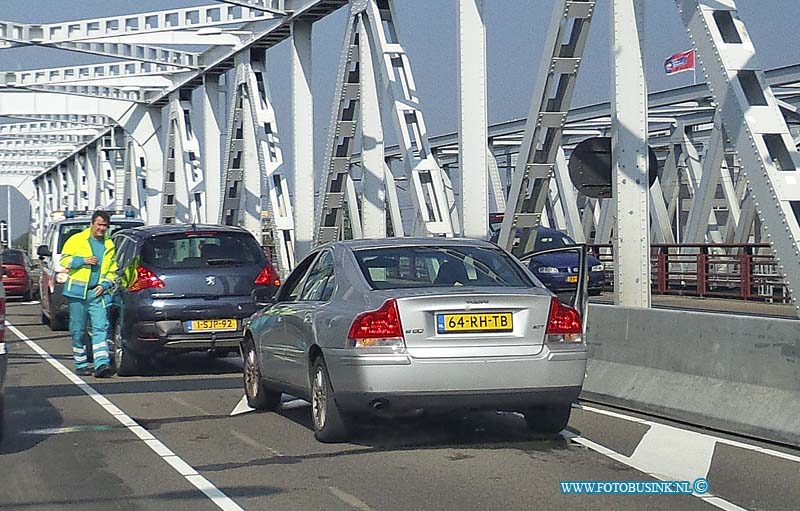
left=1, top=250, right=24, bottom=265
left=353, top=245, right=534, bottom=290
left=57, top=221, right=144, bottom=252
left=141, top=232, right=267, bottom=269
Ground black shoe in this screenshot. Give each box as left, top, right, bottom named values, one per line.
left=94, top=364, right=115, bottom=378
left=76, top=367, right=92, bottom=377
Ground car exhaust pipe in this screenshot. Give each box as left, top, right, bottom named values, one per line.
left=370, top=399, right=389, bottom=411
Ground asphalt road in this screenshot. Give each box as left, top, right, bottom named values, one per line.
left=2, top=300, right=799, bottom=511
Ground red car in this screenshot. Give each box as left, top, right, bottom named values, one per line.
left=2, top=249, right=38, bottom=301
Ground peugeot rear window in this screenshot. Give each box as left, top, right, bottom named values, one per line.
left=353, top=245, right=534, bottom=290
left=141, top=232, right=267, bottom=269
left=57, top=221, right=144, bottom=252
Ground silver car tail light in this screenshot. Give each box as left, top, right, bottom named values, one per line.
left=545, top=297, right=582, bottom=344
left=347, top=298, right=405, bottom=350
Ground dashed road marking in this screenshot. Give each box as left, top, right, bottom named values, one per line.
left=329, top=486, right=374, bottom=511
left=6, top=320, right=247, bottom=511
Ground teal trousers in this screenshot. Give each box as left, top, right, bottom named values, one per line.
left=68, top=295, right=110, bottom=370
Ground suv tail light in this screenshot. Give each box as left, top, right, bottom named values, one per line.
left=347, top=299, right=405, bottom=350
left=254, top=262, right=281, bottom=287
left=128, top=266, right=165, bottom=292
left=545, top=297, right=582, bottom=344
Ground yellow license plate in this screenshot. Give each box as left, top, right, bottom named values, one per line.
left=566, top=275, right=578, bottom=283
left=436, top=313, right=513, bottom=334
left=187, top=319, right=238, bottom=332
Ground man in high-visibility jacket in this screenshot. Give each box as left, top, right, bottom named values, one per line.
left=59, top=210, right=118, bottom=377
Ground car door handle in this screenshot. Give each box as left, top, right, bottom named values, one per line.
left=303, top=314, right=313, bottom=324
left=276, top=316, right=283, bottom=323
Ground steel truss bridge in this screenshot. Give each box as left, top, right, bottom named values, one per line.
left=1, top=0, right=799, bottom=317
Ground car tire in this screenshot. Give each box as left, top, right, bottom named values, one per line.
left=114, top=322, right=140, bottom=377
left=310, top=356, right=349, bottom=443
left=48, top=294, right=67, bottom=331
left=523, top=403, right=572, bottom=434
left=242, top=339, right=281, bottom=411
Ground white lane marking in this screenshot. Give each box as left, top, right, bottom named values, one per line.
left=230, top=395, right=255, bottom=416
left=577, top=403, right=800, bottom=465
left=5, top=321, right=247, bottom=511
left=562, top=431, right=749, bottom=511
left=328, top=486, right=374, bottom=511
left=627, top=425, right=717, bottom=482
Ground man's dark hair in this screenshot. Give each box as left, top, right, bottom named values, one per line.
left=91, top=210, right=111, bottom=224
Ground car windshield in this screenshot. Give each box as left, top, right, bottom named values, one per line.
left=57, top=221, right=144, bottom=252
left=353, top=245, right=534, bottom=290
left=141, top=232, right=266, bottom=269
left=1, top=250, right=24, bottom=265
left=533, top=231, right=576, bottom=252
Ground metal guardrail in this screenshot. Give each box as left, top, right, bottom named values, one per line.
left=589, top=243, right=790, bottom=303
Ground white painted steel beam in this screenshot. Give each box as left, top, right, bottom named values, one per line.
left=364, top=0, right=455, bottom=237
left=315, top=11, right=359, bottom=245
left=290, top=20, right=314, bottom=261
left=359, top=17, right=386, bottom=240
left=202, top=74, right=224, bottom=225
left=676, top=0, right=800, bottom=315
left=458, top=0, right=488, bottom=239
left=611, top=0, right=650, bottom=307
left=499, top=0, right=595, bottom=254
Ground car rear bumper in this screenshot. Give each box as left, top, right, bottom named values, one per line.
left=125, top=320, right=244, bottom=355
left=2, top=279, right=29, bottom=295
left=325, top=346, right=587, bottom=413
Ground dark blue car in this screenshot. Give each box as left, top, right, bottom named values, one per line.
left=491, top=226, right=605, bottom=295
left=524, top=228, right=605, bottom=295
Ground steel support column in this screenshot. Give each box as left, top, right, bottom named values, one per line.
left=458, top=0, right=488, bottom=238
left=291, top=20, right=315, bottom=258
left=611, top=0, right=651, bottom=307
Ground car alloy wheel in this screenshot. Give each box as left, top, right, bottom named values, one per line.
left=310, top=357, right=349, bottom=443
left=311, top=364, right=327, bottom=431
left=242, top=339, right=280, bottom=410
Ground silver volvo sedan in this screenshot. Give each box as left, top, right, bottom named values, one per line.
left=241, top=238, right=588, bottom=442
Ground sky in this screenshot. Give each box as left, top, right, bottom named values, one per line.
left=0, top=0, right=796, bottom=232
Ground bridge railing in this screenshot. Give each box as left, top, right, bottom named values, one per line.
left=588, top=243, right=789, bottom=303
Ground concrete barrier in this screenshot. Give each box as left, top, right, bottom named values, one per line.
left=582, top=304, right=800, bottom=447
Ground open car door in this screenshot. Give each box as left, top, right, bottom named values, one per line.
left=518, top=244, right=589, bottom=331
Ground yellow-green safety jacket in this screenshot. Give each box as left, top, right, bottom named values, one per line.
left=59, top=227, right=118, bottom=302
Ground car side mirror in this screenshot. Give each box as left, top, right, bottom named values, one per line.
left=37, top=245, right=51, bottom=258
left=253, top=287, right=277, bottom=306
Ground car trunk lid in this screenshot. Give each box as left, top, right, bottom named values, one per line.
left=393, top=289, right=552, bottom=359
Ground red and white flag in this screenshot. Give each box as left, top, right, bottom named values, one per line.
left=664, top=49, right=696, bottom=75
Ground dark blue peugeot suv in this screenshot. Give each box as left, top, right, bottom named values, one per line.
left=110, top=224, right=281, bottom=375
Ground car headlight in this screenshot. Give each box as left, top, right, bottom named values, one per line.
left=536, top=266, right=560, bottom=274
left=591, top=264, right=604, bottom=272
